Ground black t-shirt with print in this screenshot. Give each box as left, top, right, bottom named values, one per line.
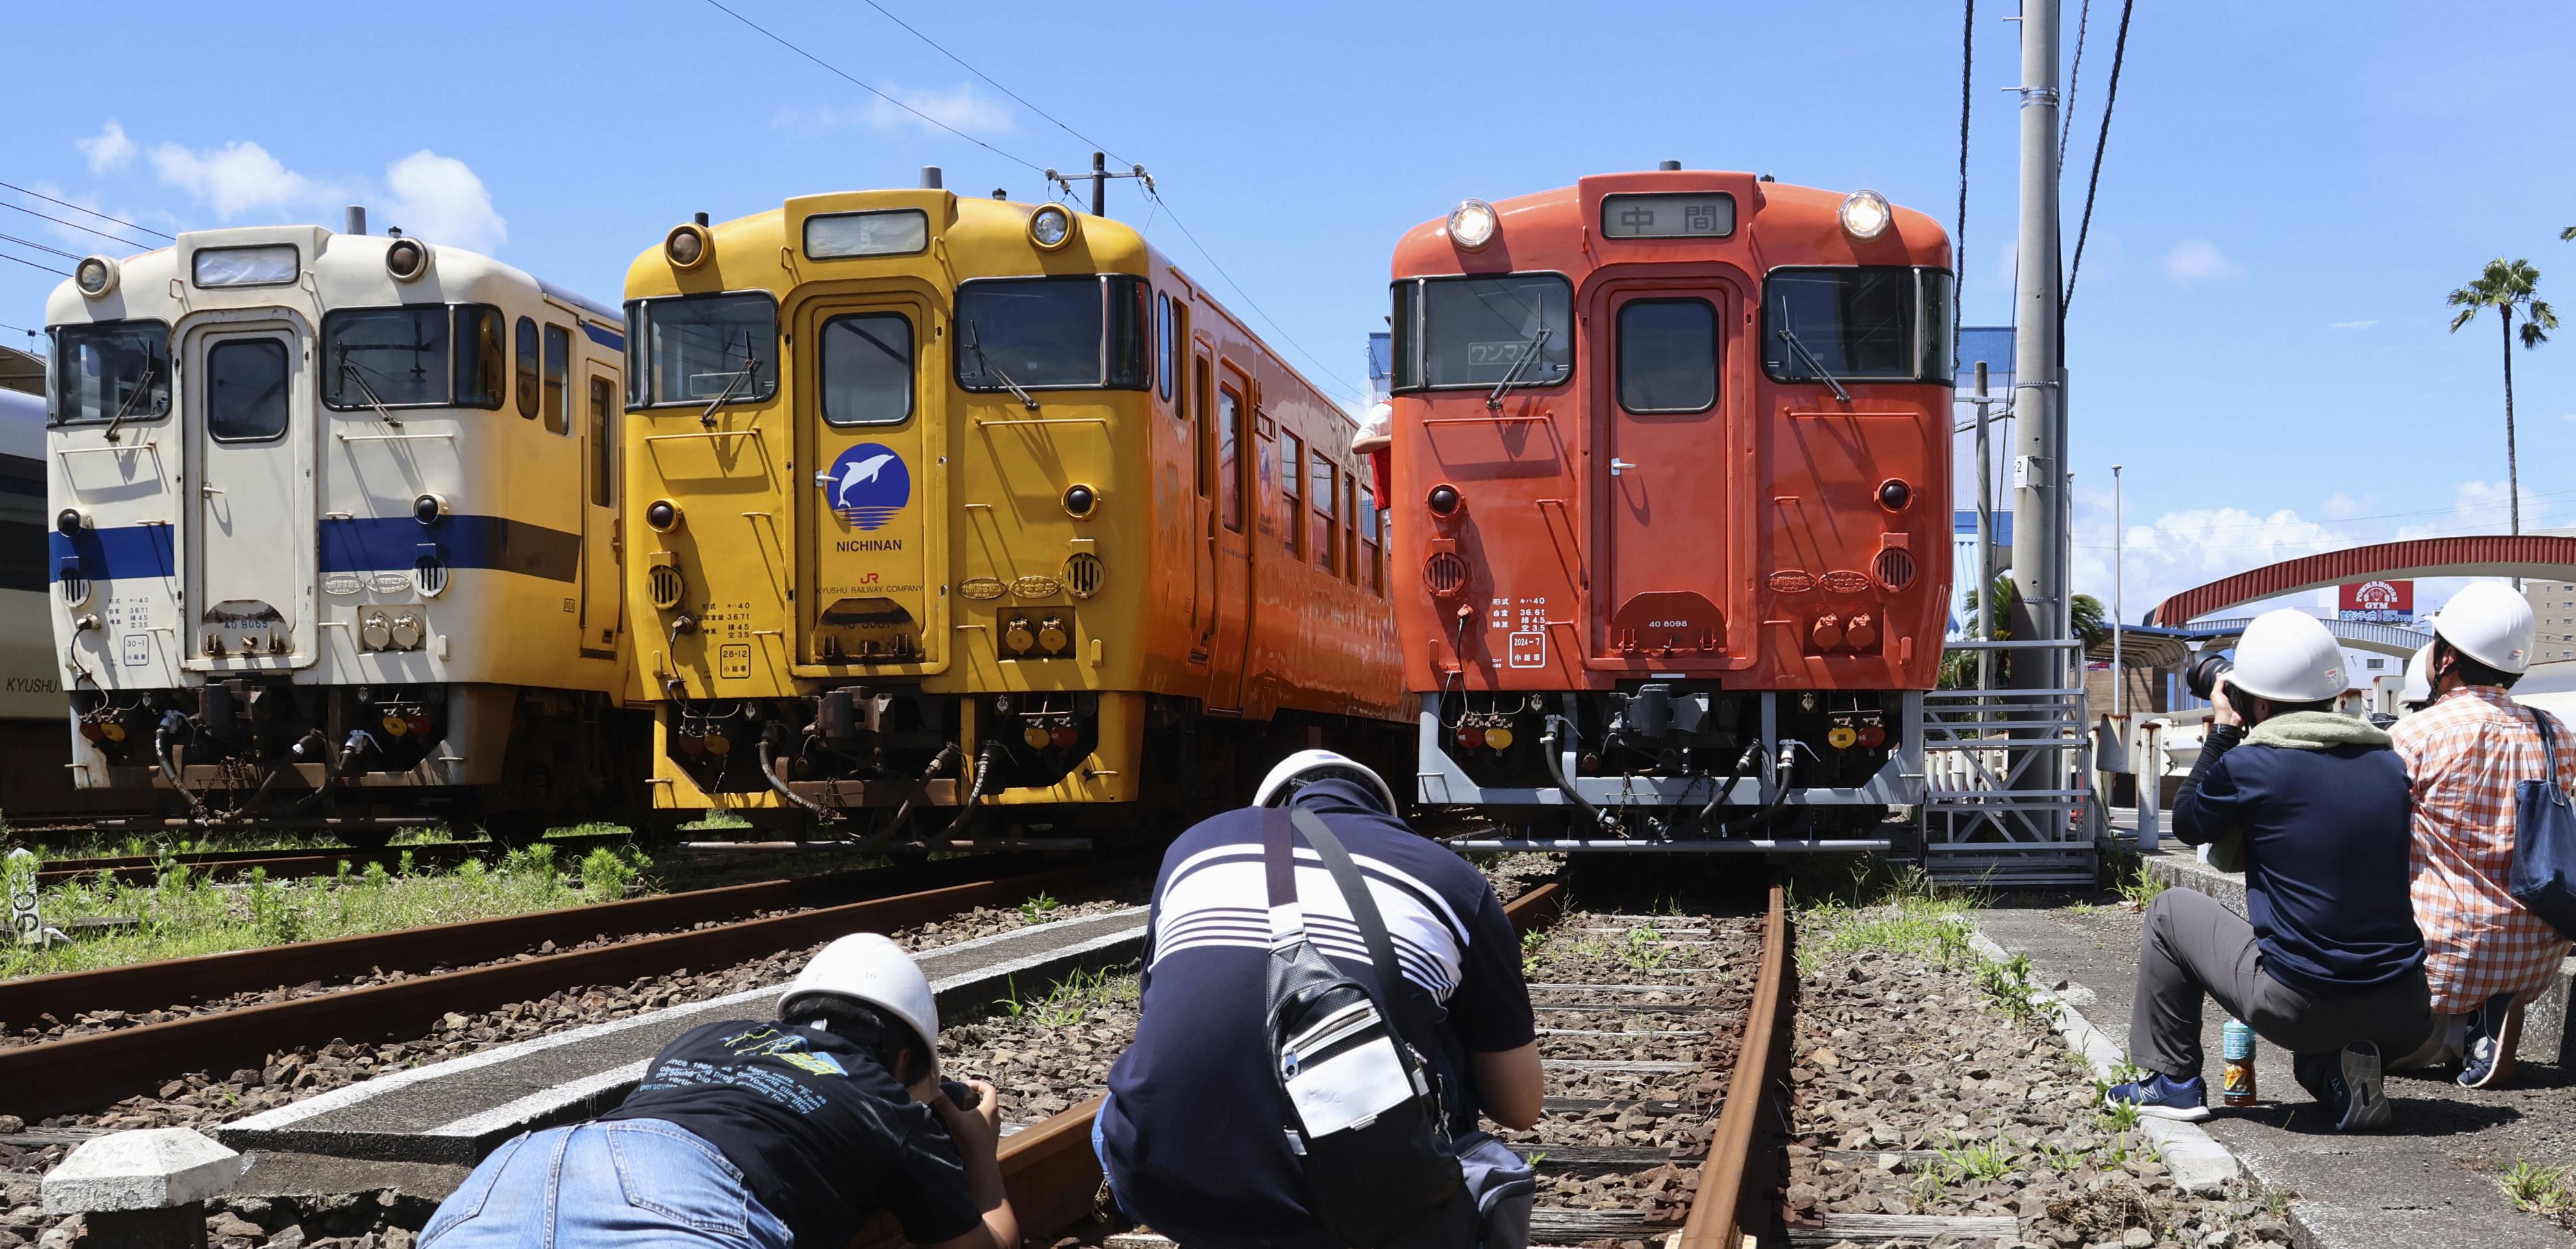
left=600, top=1019, right=982, bottom=1248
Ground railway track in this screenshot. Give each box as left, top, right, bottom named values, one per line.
left=0, top=854, right=1126, bottom=1120
left=948, top=878, right=1799, bottom=1249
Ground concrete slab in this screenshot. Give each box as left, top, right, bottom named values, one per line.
left=1979, top=886, right=2573, bottom=1249
left=42, top=1128, right=242, bottom=1215
left=219, top=907, right=1147, bottom=1169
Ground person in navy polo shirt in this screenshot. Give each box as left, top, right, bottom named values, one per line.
left=1096, top=750, right=1542, bottom=1249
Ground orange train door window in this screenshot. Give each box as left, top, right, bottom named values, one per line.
left=1219, top=382, right=1245, bottom=532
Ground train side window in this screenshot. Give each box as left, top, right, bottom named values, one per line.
left=1616, top=298, right=1718, bottom=414
left=514, top=317, right=539, bottom=419
left=206, top=339, right=289, bottom=443
left=588, top=377, right=615, bottom=507
left=1311, top=449, right=1337, bottom=575
left=1218, top=383, right=1244, bottom=532
left=454, top=305, right=506, bottom=409
left=1343, top=473, right=1359, bottom=584
left=1361, top=479, right=1383, bottom=595
left=1280, top=433, right=1304, bottom=555
left=818, top=312, right=914, bottom=426
left=541, top=324, right=571, bottom=434
left=1193, top=355, right=1212, bottom=499
left=1156, top=292, right=1173, bottom=401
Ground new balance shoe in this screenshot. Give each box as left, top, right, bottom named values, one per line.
left=2104, top=1072, right=2211, bottom=1121
left=2458, top=992, right=2523, bottom=1089
left=2335, top=1041, right=2392, bottom=1132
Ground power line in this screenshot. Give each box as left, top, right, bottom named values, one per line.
left=0, top=231, right=82, bottom=262
left=858, top=0, right=1129, bottom=167
left=2062, top=0, right=2133, bottom=314
left=1146, top=188, right=1363, bottom=408
left=0, top=251, right=70, bottom=277
left=2058, top=0, right=2092, bottom=175
left=1954, top=0, right=1974, bottom=356
left=0, top=200, right=156, bottom=250
left=699, top=0, right=1047, bottom=173
left=0, top=180, right=173, bottom=241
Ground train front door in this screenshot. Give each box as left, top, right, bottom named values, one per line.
left=796, top=296, right=941, bottom=670
left=1591, top=281, right=1740, bottom=663
left=186, top=319, right=316, bottom=669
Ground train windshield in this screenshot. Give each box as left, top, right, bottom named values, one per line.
left=954, top=275, right=1149, bottom=391
left=1762, top=267, right=1956, bottom=384
left=1391, top=274, right=1574, bottom=391
left=626, top=292, right=779, bottom=408
left=49, top=320, right=171, bottom=425
left=321, top=306, right=467, bottom=409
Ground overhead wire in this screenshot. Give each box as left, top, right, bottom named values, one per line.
left=0, top=200, right=158, bottom=250
left=1145, top=188, right=1364, bottom=407
left=0, top=251, right=71, bottom=277
left=1954, top=0, right=1973, bottom=357
left=2058, top=0, right=2092, bottom=175
left=0, top=231, right=83, bottom=262
left=0, top=180, right=173, bottom=241
left=2062, top=0, right=2135, bottom=314
left=697, top=0, right=1048, bottom=174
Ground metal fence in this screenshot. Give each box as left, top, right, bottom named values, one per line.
left=1918, top=639, right=2102, bottom=887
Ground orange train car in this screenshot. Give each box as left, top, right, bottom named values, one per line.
left=1378, top=169, right=1954, bottom=847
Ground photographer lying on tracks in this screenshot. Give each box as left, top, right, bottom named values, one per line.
left=418, top=934, right=1017, bottom=1249
left=1096, top=750, right=1543, bottom=1249
left=2105, top=609, right=2434, bottom=1132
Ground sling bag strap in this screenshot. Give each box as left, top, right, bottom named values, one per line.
left=2538, top=710, right=2562, bottom=787
left=1291, top=806, right=1440, bottom=1056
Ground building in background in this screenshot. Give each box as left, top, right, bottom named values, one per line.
left=0, top=344, right=38, bottom=397
left=2521, top=530, right=2576, bottom=663
left=1950, top=327, right=2014, bottom=639
left=1367, top=331, right=1391, bottom=403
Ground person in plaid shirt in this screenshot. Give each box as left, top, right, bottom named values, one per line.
left=2388, top=582, right=2576, bottom=1088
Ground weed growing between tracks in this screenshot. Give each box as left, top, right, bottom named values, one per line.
left=0, top=843, right=656, bottom=979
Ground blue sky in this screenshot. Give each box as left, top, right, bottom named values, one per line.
left=6, top=1, right=2574, bottom=621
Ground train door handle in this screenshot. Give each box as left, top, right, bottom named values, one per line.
left=1609, top=458, right=1638, bottom=477
left=200, top=484, right=225, bottom=496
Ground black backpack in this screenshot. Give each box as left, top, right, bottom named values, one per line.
left=1263, top=807, right=1467, bottom=1248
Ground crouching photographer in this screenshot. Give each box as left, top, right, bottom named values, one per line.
left=2106, top=609, right=2433, bottom=1131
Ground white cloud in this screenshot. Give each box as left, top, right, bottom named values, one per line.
left=380, top=151, right=506, bottom=254
left=808, top=81, right=1009, bottom=136
left=75, top=121, right=134, bottom=175
left=2161, top=238, right=2242, bottom=284
left=2329, top=319, right=2379, bottom=330
left=2322, top=491, right=2367, bottom=519
left=149, top=140, right=347, bottom=218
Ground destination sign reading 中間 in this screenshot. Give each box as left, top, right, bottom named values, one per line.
left=1600, top=193, right=1737, bottom=240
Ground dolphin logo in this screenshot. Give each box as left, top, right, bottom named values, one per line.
left=815, top=453, right=898, bottom=508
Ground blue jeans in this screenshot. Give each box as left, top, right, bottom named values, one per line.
left=420, top=1121, right=793, bottom=1249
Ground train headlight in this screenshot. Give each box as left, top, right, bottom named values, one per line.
left=55, top=507, right=88, bottom=536
left=413, top=493, right=449, bottom=525
left=1062, top=484, right=1097, bottom=519
left=1446, top=200, right=1498, bottom=251
left=1838, top=190, right=1892, bottom=241
left=385, top=237, right=433, bottom=282
left=646, top=499, right=683, bottom=532
left=73, top=256, right=118, bottom=299
left=1028, top=204, right=1076, bottom=251
left=1877, top=478, right=1912, bottom=511
left=665, top=223, right=711, bottom=269
left=1426, top=484, right=1462, bottom=517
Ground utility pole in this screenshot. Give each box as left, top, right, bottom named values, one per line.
left=1046, top=153, right=1152, bottom=219
left=2112, top=464, right=2124, bottom=718
left=2007, top=0, right=2065, bottom=693
left=1974, top=360, right=1997, bottom=693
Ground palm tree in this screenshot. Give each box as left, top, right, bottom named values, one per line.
left=1943, top=574, right=2107, bottom=687
left=2446, top=258, right=2558, bottom=537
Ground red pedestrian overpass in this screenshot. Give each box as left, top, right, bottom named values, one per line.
left=2146, top=536, right=2576, bottom=629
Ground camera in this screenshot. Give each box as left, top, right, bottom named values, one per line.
left=2185, top=652, right=2233, bottom=702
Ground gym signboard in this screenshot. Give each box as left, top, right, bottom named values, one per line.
left=2338, top=580, right=2414, bottom=624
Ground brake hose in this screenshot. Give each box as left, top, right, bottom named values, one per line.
left=939, top=739, right=1000, bottom=844
left=873, top=742, right=961, bottom=848
left=1541, top=716, right=1611, bottom=835
left=759, top=737, right=835, bottom=822
left=153, top=721, right=212, bottom=825
left=1694, top=742, right=1765, bottom=834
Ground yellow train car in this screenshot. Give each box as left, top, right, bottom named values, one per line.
left=621, top=179, right=1404, bottom=839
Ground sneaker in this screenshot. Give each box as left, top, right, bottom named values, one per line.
left=2105, top=1072, right=2211, bottom=1121
left=2458, top=993, right=2523, bottom=1089
left=2336, top=1041, right=2392, bottom=1132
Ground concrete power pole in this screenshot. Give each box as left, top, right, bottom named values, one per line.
left=2007, top=0, right=2065, bottom=691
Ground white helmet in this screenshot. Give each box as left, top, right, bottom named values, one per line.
left=2400, top=642, right=2434, bottom=709
left=779, top=933, right=939, bottom=1071
left=1254, top=748, right=1399, bottom=815
left=2433, top=581, right=2534, bottom=675
left=2227, top=609, right=2349, bottom=702
left=1352, top=401, right=1394, bottom=453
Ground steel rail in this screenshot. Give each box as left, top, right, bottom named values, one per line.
left=1678, top=882, right=1792, bottom=1249
left=0, top=862, right=1109, bottom=1120
left=846, top=880, right=1572, bottom=1249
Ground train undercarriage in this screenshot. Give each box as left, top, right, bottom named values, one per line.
left=1418, top=686, right=1922, bottom=851
left=64, top=681, right=649, bottom=843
